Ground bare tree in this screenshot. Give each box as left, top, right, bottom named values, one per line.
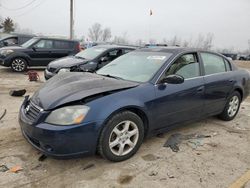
left=194, top=34, right=205, bottom=49
left=182, top=40, right=189, bottom=47
left=202, top=33, right=214, bottom=50
left=135, top=39, right=144, bottom=46
left=102, top=28, right=112, bottom=42
left=88, top=23, right=103, bottom=42
left=113, top=32, right=129, bottom=44
left=169, top=35, right=181, bottom=46
left=149, top=38, right=157, bottom=44
left=14, top=23, right=33, bottom=34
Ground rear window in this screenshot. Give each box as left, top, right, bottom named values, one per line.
left=54, top=41, right=72, bottom=49
left=201, top=53, right=226, bottom=75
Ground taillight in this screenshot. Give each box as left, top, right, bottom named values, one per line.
left=76, top=43, right=81, bottom=52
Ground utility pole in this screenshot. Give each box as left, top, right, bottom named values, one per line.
left=70, top=0, right=74, bottom=39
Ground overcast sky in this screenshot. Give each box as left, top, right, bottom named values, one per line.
left=0, top=0, right=250, bottom=50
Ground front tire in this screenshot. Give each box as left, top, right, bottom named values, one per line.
left=11, top=57, right=27, bottom=72
left=218, top=91, right=241, bottom=121
left=98, top=111, right=144, bottom=162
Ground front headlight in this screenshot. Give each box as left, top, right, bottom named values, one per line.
left=58, top=68, right=70, bottom=73
left=0, top=49, right=14, bottom=56
left=45, top=105, right=90, bottom=125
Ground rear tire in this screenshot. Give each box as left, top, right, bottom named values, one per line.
left=218, top=91, right=241, bottom=121
left=11, top=57, right=27, bottom=72
left=98, top=111, right=144, bottom=162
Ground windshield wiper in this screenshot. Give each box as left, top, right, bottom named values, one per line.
left=99, top=74, right=123, bottom=80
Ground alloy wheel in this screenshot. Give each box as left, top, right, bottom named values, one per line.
left=227, top=95, right=239, bottom=117
left=109, top=120, right=139, bottom=156
left=12, top=58, right=26, bottom=72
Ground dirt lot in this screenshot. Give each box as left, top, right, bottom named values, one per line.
left=0, top=62, right=250, bottom=188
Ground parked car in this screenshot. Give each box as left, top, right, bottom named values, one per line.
left=0, top=37, right=80, bottom=72
left=238, top=55, right=250, bottom=61
left=0, top=33, right=35, bottom=48
left=19, top=47, right=250, bottom=161
left=44, top=45, right=136, bottom=80
left=222, top=53, right=237, bottom=60
left=238, top=54, right=247, bottom=61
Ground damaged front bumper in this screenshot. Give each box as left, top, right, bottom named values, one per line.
left=18, top=97, right=103, bottom=159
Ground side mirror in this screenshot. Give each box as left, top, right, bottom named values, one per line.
left=32, top=47, right=37, bottom=51
left=100, top=56, right=109, bottom=62
left=159, top=74, right=184, bottom=84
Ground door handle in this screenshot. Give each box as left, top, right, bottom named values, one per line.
left=197, top=86, right=204, bottom=93
left=229, top=79, right=234, bottom=83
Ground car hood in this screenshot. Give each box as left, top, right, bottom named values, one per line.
left=48, top=56, right=88, bottom=69
left=31, top=72, right=139, bottom=110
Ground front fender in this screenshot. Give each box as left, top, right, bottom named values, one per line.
left=84, top=84, right=155, bottom=131
left=6, top=52, right=31, bottom=65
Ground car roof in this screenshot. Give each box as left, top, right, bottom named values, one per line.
left=137, top=46, right=197, bottom=53
left=92, top=44, right=136, bottom=50
left=137, top=46, right=226, bottom=56
left=33, top=37, right=78, bottom=42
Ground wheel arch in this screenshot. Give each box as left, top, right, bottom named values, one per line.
left=100, top=106, right=150, bottom=138
left=234, top=87, right=243, bottom=101
left=10, top=54, right=30, bottom=66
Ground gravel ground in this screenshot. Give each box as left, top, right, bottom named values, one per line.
left=0, top=62, right=249, bottom=188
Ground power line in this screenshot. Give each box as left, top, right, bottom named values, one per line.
left=11, top=0, right=47, bottom=17
left=0, top=0, right=37, bottom=11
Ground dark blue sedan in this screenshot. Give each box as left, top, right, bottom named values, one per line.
left=19, top=47, right=250, bottom=161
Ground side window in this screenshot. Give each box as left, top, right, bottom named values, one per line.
left=201, top=53, right=226, bottom=75
left=224, top=59, right=232, bottom=71
left=165, top=53, right=200, bottom=79
left=4, top=37, right=18, bottom=45
left=102, top=49, right=123, bottom=61
left=34, top=40, right=53, bottom=49
left=54, top=41, right=71, bottom=49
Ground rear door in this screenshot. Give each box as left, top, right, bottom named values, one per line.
left=29, top=39, right=54, bottom=66
left=50, top=40, right=74, bottom=61
left=154, top=53, right=205, bottom=129
left=200, top=52, right=235, bottom=116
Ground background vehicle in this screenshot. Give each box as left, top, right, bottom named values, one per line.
left=237, top=54, right=250, bottom=61
left=0, top=37, right=80, bottom=72
left=222, top=53, right=237, bottom=60
left=19, top=47, right=250, bottom=161
left=0, top=33, right=35, bottom=48
left=44, top=45, right=135, bottom=80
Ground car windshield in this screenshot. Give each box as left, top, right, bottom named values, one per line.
left=21, top=38, right=39, bottom=48
left=96, top=51, right=172, bottom=82
left=75, top=46, right=107, bottom=60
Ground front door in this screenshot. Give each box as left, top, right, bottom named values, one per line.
left=153, top=53, right=205, bottom=129
left=29, top=39, right=54, bottom=66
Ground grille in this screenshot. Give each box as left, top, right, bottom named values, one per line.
left=25, top=101, right=42, bottom=122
